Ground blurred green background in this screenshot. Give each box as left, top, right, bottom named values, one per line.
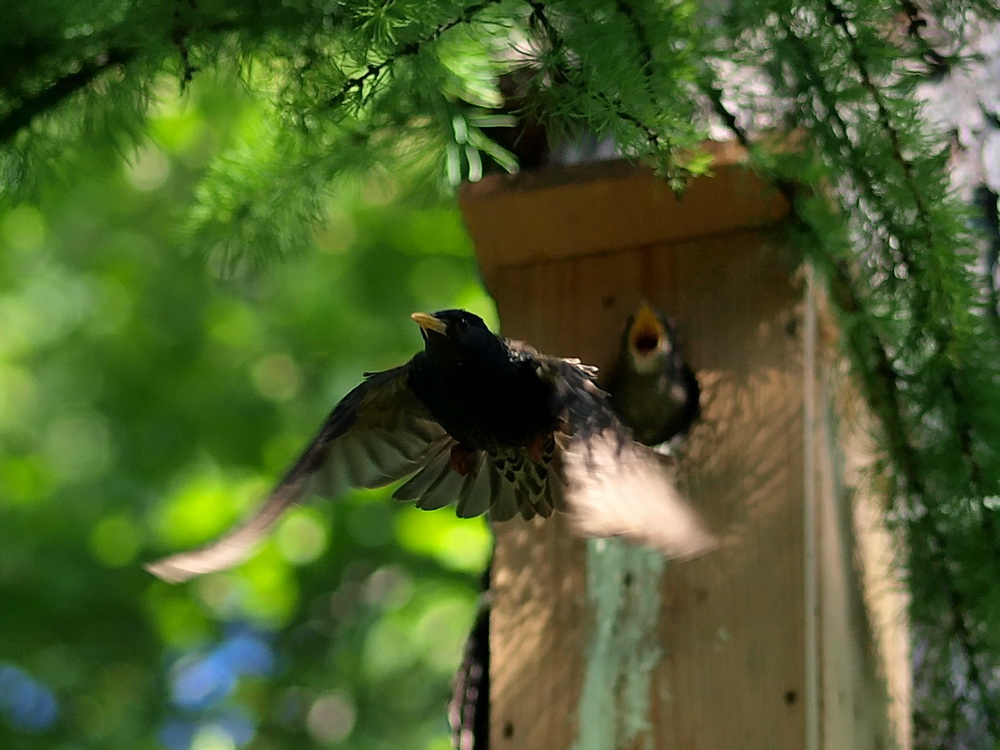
left=0, top=72, right=495, bottom=750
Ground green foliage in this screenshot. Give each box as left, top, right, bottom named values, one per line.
left=0, top=76, right=491, bottom=749
left=702, top=0, right=1000, bottom=742
left=5, top=0, right=1000, bottom=746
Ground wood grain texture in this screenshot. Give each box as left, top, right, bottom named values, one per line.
left=811, top=288, right=912, bottom=750
left=463, top=156, right=909, bottom=750
left=459, top=157, right=789, bottom=292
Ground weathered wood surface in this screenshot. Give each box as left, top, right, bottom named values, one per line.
left=459, top=156, right=909, bottom=750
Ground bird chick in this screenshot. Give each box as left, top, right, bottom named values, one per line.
left=605, top=302, right=700, bottom=447
left=145, top=309, right=714, bottom=583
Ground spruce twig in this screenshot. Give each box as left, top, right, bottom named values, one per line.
left=706, top=42, right=1000, bottom=734
left=525, top=0, right=680, bottom=180
left=323, top=0, right=505, bottom=110
left=0, top=47, right=136, bottom=144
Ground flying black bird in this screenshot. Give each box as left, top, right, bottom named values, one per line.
left=145, top=310, right=714, bottom=583
left=605, top=302, right=700, bottom=447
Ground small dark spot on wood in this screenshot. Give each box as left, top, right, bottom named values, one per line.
left=785, top=316, right=800, bottom=338
left=695, top=588, right=708, bottom=603
left=623, top=572, right=634, bottom=586
left=601, top=294, right=616, bottom=309
left=784, top=689, right=798, bottom=705
left=503, top=721, right=515, bottom=738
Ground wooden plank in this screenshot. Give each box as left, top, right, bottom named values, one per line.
left=460, top=158, right=789, bottom=289
left=646, top=232, right=806, bottom=750
left=810, top=297, right=912, bottom=750
left=467, top=156, right=909, bottom=750
left=489, top=230, right=807, bottom=749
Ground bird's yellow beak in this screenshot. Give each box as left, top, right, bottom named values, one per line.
left=629, top=301, right=665, bottom=356
left=411, top=312, right=448, bottom=336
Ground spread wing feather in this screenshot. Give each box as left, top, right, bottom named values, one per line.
left=145, top=367, right=450, bottom=583
left=393, top=444, right=554, bottom=523
left=146, top=342, right=716, bottom=585
left=532, top=354, right=716, bottom=560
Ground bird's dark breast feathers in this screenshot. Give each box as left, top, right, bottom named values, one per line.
left=407, top=354, right=556, bottom=451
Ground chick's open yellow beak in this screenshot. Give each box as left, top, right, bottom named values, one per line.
left=411, top=312, right=448, bottom=335
left=628, top=301, right=666, bottom=355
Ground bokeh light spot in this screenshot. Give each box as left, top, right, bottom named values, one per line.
left=191, top=724, right=237, bottom=750
left=193, top=574, right=242, bottom=619
left=251, top=352, right=301, bottom=401
left=307, top=690, right=356, bottom=744
left=361, top=618, right=415, bottom=680
left=362, top=565, right=413, bottom=609
left=275, top=509, right=328, bottom=564
left=89, top=515, right=141, bottom=567
left=206, top=300, right=260, bottom=355
left=395, top=507, right=491, bottom=573
left=0, top=204, right=47, bottom=252
left=154, top=468, right=264, bottom=547
left=43, top=411, right=114, bottom=485
left=0, top=663, right=59, bottom=732
left=149, top=101, right=206, bottom=156
left=171, top=653, right=237, bottom=709
left=215, top=631, right=274, bottom=677
left=126, top=145, right=171, bottom=191
left=146, top=590, right=212, bottom=647
left=0, top=363, right=37, bottom=432
left=90, top=278, right=134, bottom=336
left=0, top=455, right=53, bottom=506
left=239, top=559, right=299, bottom=625
left=414, top=596, right=475, bottom=670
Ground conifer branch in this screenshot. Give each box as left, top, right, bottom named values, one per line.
left=825, top=0, right=1000, bottom=586
left=324, top=0, right=504, bottom=109
left=705, top=76, right=999, bottom=734
left=172, top=0, right=200, bottom=88
left=976, top=185, right=1000, bottom=326
left=778, top=21, right=923, bottom=285
left=897, top=0, right=953, bottom=76
left=0, top=13, right=244, bottom=145
left=611, top=0, right=654, bottom=76
left=825, top=0, right=935, bottom=246
left=0, top=47, right=136, bottom=144
left=526, top=1, right=679, bottom=178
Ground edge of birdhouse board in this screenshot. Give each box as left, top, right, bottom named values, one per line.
left=459, top=144, right=789, bottom=285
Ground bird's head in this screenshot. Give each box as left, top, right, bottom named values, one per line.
left=411, top=309, right=503, bottom=366
left=623, top=301, right=675, bottom=374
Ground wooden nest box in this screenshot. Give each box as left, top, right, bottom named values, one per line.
left=458, top=148, right=911, bottom=750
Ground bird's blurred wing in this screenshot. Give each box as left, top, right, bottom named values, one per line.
left=145, top=367, right=450, bottom=583
left=557, top=430, right=717, bottom=559
left=306, top=370, right=451, bottom=496
left=531, top=354, right=715, bottom=559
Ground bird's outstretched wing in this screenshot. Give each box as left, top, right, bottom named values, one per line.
left=556, top=431, right=716, bottom=559
left=145, top=367, right=451, bottom=583
left=534, top=355, right=717, bottom=560
left=392, top=438, right=564, bottom=522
